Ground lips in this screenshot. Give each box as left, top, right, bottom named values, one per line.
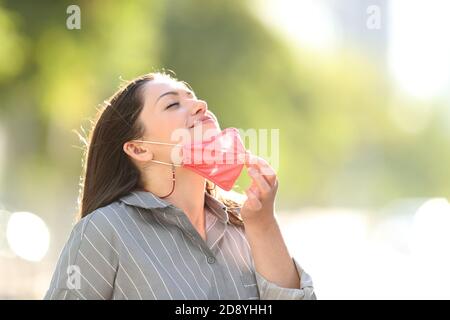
left=189, top=115, right=215, bottom=128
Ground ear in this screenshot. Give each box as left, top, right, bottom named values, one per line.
left=123, top=141, right=154, bottom=162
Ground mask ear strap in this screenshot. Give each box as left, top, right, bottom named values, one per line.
left=132, top=139, right=183, bottom=167
left=150, top=159, right=182, bottom=167
left=132, top=139, right=181, bottom=147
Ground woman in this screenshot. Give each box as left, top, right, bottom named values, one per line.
left=44, top=72, right=316, bottom=300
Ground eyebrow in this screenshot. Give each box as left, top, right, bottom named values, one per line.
left=155, top=89, right=194, bottom=104
left=156, top=91, right=178, bottom=104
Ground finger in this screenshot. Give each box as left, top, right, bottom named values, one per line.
left=245, top=153, right=277, bottom=187
left=254, top=164, right=277, bottom=187
left=248, top=166, right=272, bottom=196
left=245, top=153, right=275, bottom=175
left=249, top=184, right=260, bottom=199
left=245, top=188, right=262, bottom=211
left=255, top=156, right=276, bottom=176
left=249, top=156, right=277, bottom=187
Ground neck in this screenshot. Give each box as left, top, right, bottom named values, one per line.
left=141, top=164, right=207, bottom=229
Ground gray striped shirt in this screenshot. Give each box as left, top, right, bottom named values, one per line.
left=44, top=191, right=315, bottom=300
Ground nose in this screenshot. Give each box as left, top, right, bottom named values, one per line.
left=191, top=99, right=208, bottom=116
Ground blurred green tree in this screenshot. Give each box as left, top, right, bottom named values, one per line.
left=0, top=0, right=448, bottom=217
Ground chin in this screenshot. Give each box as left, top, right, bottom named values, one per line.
left=190, top=122, right=221, bottom=141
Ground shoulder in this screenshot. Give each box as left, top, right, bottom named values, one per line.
left=73, top=201, right=131, bottom=245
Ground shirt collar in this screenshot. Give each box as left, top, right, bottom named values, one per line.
left=119, top=190, right=229, bottom=224
left=205, top=192, right=229, bottom=224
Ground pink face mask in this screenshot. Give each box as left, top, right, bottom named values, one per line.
left=133, top=127, right=247, bottom=191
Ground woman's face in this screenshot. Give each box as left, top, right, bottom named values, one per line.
left=135, top=76, right=220, bottom=163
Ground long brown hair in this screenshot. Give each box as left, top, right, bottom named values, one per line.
left=77, top=72, right=244, bottom=226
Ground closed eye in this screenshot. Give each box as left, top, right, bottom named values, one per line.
left=165, top=102, right=179, bottom=110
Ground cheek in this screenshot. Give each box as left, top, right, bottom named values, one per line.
left=161, top=111, right=189, bottom=134
left=143, top=110, right=186, bottom=137
left=154, top=116, right=191, bottom=145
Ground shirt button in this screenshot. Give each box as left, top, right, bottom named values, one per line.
left=207, top=256, right=216, bottom=264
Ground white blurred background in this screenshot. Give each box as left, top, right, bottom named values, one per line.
left=280, top=198, right=450, bottom=299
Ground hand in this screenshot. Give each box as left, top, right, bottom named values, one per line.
left=240, top=152, right=279, bottom=226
